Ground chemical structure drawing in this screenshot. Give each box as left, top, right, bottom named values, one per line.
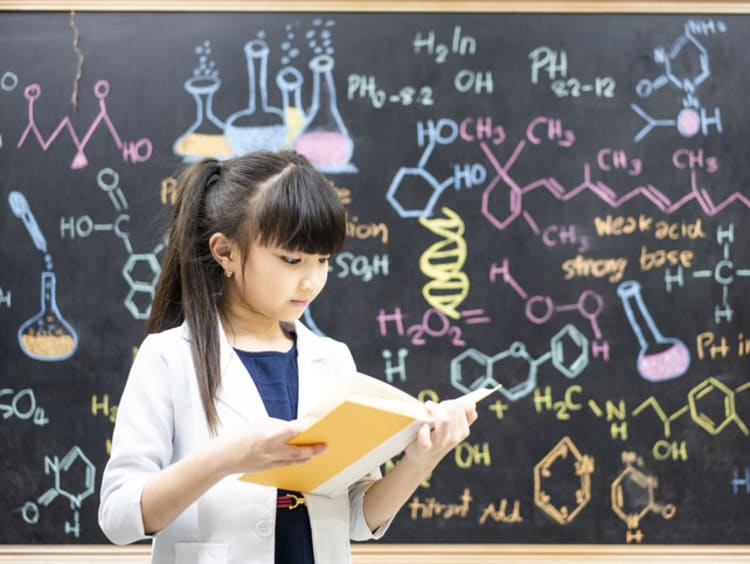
left=16, top=80, right=152, bottom=170
left=18, top=446, right=96, bottom=538
left=611, top=451, right=676, bottom=543
left=388, top=113, right=748, bottom=243
left=489, top=257, right=609, bottom=360
left=386, top=119, right=460, bottom=218
left=174, top=20, right=357, bottom=173
left=450, top=323, right=588, bottom=402
left=7, top=191, right=78, bottom=362
left=617, top=280, right=690, bottom=382
left=664, top=223, right=750, bottom=324
left=479, top=133, right=749, bottom=236
left=526, top=375, right=749, bottom=459
left=59, top=168, right=166, bottom=320
left=631, top=20, right=726, bottom=142
left=533, top=436, right=594, bottom=525
left=633, top=376, right=750, bottom=439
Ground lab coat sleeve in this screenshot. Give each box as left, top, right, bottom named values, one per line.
left=348, top=469, right=395, bottom=541
left=98, top=333, right=175, bottom=545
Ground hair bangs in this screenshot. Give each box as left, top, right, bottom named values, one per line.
left=253, top=162, right=346, bottom=255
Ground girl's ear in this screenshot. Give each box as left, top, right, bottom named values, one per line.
left=208, top=232, right=237, bottom=272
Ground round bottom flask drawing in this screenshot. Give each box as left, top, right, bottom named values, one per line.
left=617, top=280, right=690, bottom=382
left=19, top=271, right=78, bottom=361
left=224, top=39, right=287, bottom=155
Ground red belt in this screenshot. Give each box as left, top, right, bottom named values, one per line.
left=277, top=493, right=305, bottom=510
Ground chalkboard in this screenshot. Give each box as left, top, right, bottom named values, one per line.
left=1, top=9, right=749, bottom=548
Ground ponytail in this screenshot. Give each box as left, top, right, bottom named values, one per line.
left=148, top=158, right=224, bottom=433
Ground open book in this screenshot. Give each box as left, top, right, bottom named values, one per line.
left=239, top=372, right=500, bottom=497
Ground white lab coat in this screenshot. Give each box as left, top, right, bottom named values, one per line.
left=99, top=319, right=390, bottom=564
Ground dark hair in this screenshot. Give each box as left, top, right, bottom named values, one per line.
left=147, top=150, right=346, bottom=433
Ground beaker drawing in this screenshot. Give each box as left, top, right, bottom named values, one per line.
left=224, top=39, right=286, bottom=155
left=616, top=280, right=690, bottom=382
left=293, top=54, right=356, bottom=173
left=173, top=76, right=232, bottom=161
left=19, top=271, right=78, bottom=362
left=277, top=66, right=306, bottom=148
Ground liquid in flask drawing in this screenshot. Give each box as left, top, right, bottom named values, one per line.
left=173, top=75, right=232, bottom=161
left=277, top=66, right=306, bottom=148
left=616, top=280, right=690, bottom=382
left=19, top=271, right=78, bottom=361
left=293, top=54, right=356, bottom=173
left=224, top=39, right=286, bottom=155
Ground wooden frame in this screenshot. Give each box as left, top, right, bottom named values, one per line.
left=1, top=1, right=749, bottom=561
left=1, top=544, right=750, bottom=563
left=0, top=0, right=750, bottom=12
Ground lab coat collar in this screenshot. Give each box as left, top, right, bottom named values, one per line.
left=178, top=317, right=327, bottom=425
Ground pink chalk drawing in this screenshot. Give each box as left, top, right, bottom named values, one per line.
left=617, top=280, right=690, bottom=382
left=489, top=257, right=608, bottom=361
left=17, top=80, right=152, bottom=170
left=479, top=117, right=750, bottom=234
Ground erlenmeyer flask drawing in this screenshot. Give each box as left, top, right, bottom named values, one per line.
left=19, top=271, right=78, bottom=361
left=293, top=54, right=356, bottom=173
left=173, top=75, right=232, bottom=161
left=224, top=39, right=286, bottom=155
left=277, top=66, right=306, bottom=148
left=616, top=280, right=690, bottom=382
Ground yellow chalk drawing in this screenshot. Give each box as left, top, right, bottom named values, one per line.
left=418, top=207, right=469, bottom=320
left=611, top=451, right=676, bottom=543
left=632, top=376, right=749, bottom=438
left=533, top=436, right=594, bottom=525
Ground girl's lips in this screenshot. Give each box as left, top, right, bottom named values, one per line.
left=291, top=299, right=309, bottom=308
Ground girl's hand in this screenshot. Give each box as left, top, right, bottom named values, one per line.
left=403, top=399, right=478, bottom=467
left=212, top=417, right=326, bottom=476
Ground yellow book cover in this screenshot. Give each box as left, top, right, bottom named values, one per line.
left=239, top=372, right=500, bottom=497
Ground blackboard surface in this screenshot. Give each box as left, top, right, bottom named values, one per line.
left=1, top=10, right=748, bottom=546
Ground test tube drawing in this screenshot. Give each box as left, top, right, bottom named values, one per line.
left=277, top=66, right=306, bottom=148
left=616, top=280, right=689, bottom=382
left=8, top=191, right=78, bottom=361
left=224, top=39, right=287, bottom=155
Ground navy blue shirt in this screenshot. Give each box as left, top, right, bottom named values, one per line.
left=234, top=344, right=315, bottom=564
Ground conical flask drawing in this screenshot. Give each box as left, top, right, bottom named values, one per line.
left=616, top=280, right=690, bottom=382
left=277, top=66, right=306, bottom=148
left=19, top=271, right=78, bottom=361
left=293, top=54, right=355, bottom=172
left=224, top=39, right=286, bottom=155
left=173, top=75, right=232, bottom=161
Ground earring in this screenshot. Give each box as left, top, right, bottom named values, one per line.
left=223, top=270, right=233, bottom=279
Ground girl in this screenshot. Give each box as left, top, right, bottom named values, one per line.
left=98, top=151, right=477, bottom=564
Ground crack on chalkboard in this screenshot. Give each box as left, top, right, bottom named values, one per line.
left=69, top=10, right=84, bottom=110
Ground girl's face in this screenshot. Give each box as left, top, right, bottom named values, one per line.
left=234, top=240, right=330, bottom=324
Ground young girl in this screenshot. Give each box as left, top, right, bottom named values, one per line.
left=98, top=151, right=477, bottom=564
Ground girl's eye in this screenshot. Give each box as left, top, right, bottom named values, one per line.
left=318, top=256, right=330, bottom=264
left=282, top=256, right=301, bottom=265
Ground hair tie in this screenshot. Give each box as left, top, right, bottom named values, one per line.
left=205, top=162, right=223, bottom=189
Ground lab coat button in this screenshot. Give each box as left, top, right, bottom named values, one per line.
left=255, top=520, right=273, bottom=537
